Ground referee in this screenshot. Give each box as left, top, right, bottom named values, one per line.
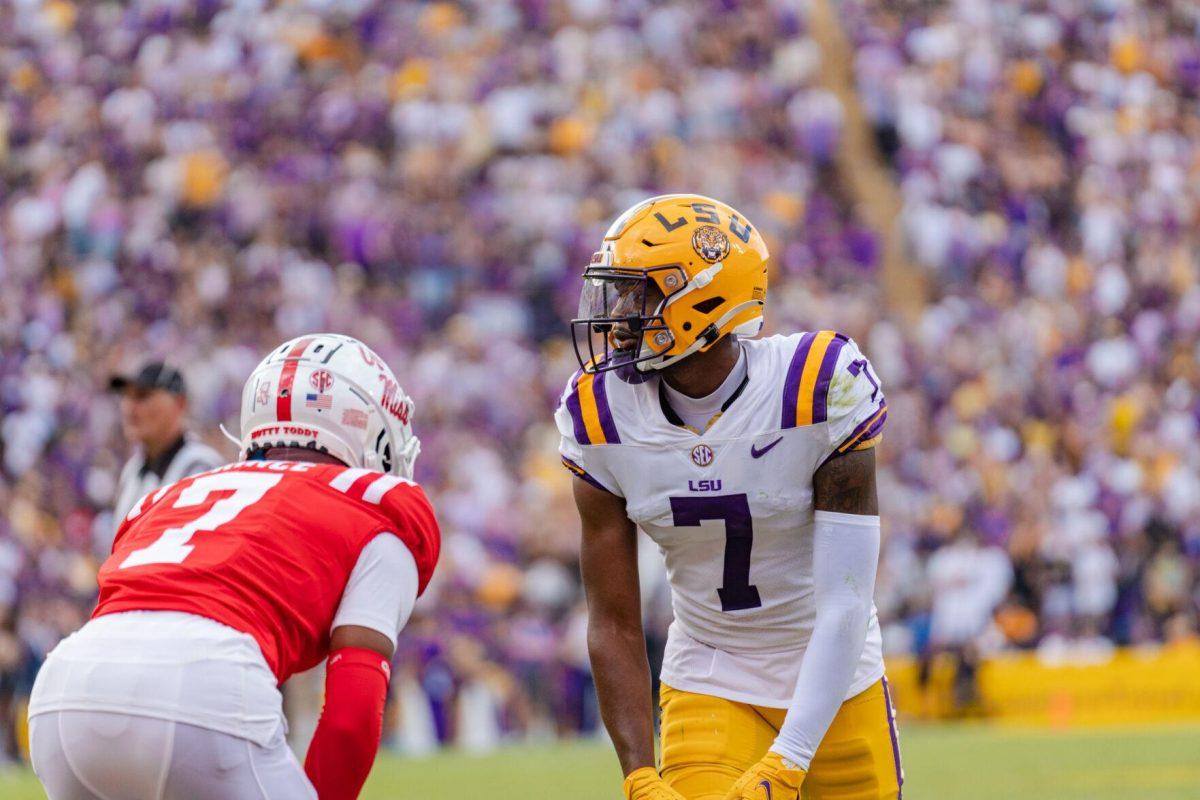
left=108, top=361, right=224, bottom=525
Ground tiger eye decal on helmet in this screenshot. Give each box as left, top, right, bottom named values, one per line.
left=571, top=194, right=769, bottom=378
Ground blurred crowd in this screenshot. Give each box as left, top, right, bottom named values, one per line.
left=844, top=0, right=1200, bottom=664
left=1, top=0, right=1198, bottom=760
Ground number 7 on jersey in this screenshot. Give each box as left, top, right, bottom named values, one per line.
left=670, top=494, right=763, bottom=612
left=120, top=472, right=284, bottom=569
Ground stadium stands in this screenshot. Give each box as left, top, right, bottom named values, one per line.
left=0, top=0, right=1196, bottom=758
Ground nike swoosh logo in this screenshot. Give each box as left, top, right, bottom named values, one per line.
left=750, top=437, right=783, bottom=458
left=757, top=779, right=773, bottom=799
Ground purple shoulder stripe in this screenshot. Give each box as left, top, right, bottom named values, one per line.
left=781, top=332, right=817, bottom=428
left=837, top=400, right=888, bottom=453
left=811, top=333, right=849, bottom=424
left=592, top=369, right=621, bottom=444
left=561, top=457, right=615, bottom=495
left=564, top=372, right=590, bottom=445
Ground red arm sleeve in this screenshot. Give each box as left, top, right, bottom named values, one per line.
left=304, top=647, right=391, bottom=800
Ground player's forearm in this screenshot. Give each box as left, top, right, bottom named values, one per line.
left=588, top=618, right=657, bottom=776
left=305, top=648, right=391, bottom=800
left=774, top=593, right=871, bottom=767
left=773, top=511, right=880, bottom=768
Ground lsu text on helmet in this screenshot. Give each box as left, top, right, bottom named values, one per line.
left=238, top=334, right=420, bottom=479
left=572, top=194, right=769, bottom=377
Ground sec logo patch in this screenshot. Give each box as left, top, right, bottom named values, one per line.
left=309, top=369, right=335, bottom=392
left=691, top=444, right=714, bottom=467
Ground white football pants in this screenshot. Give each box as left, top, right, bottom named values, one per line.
left=29, top=710, right=317, bottom=800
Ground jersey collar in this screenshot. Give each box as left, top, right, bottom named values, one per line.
left=657, top=362, right=751, bottom=435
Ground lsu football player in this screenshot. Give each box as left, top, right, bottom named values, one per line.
left=556, top=196, right=900, bottom=800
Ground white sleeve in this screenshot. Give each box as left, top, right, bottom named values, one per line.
left=772, top=511, right=880, bottom=769
left=331, top=533, right=419, bottom=648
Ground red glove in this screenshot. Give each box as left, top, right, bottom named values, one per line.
left=304, top=647, right=391, bottom=800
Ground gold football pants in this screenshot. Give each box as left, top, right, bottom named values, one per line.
left=659, top=679, right=903, bottom=799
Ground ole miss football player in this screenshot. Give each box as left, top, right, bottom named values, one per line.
left=29, top=334, right=440, bottom=800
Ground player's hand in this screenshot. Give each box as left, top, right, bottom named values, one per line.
left=722, top=751, right=806, bottom=800
left=623, top=766, right=687, bottom=800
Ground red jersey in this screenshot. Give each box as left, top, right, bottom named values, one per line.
left=94, top=460, right=440, bottom=683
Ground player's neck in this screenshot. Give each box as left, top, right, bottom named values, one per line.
left=660, top=336, right=741, bottom=398
left=260, top=447, right=347, bottom=466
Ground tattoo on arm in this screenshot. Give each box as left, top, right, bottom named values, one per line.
left=813, top=447, right=878, bottom=515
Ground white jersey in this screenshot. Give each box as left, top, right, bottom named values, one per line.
left=557, top=332, right=888, bottom=707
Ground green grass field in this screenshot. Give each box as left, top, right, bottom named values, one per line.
left=3, top=722, right=1198, bottom=798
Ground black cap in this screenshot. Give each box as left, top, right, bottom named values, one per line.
left=109, top=361, right=186, bottom=396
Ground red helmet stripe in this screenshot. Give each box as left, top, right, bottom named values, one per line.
left=276, top=337, right=315, bottom=422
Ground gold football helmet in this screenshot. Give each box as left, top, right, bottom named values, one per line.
left=572, top=194, right=769, bottom=376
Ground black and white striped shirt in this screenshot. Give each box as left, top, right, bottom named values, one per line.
left=112, top=434, right=225, bottom=533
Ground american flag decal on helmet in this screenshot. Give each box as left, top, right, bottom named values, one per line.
left=305, top=393, right=332, bottom=410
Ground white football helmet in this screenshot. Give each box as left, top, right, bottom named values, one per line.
left=238, top=333, right=420, bottom=479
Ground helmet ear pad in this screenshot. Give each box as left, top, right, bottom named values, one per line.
left=376, top=432, right=393, bottom=474
left=657, top=261, right=763, bottom=360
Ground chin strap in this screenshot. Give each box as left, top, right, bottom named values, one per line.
left=639, top=299, right=764, bottom=372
